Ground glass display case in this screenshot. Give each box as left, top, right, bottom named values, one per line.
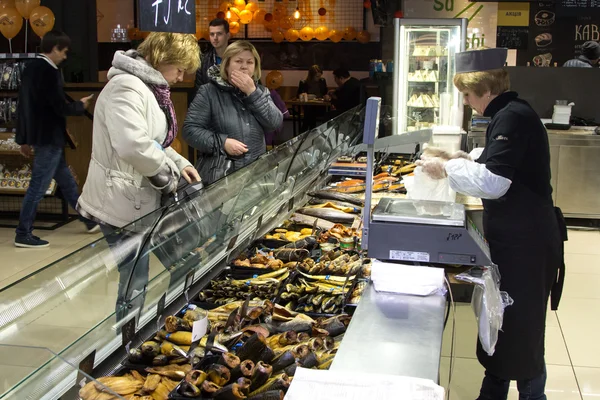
left=393, top=18, right=467, bottom=133
left=0, top=106, right=367, bottom=399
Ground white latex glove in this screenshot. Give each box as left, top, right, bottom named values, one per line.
left=450, top=150, right=472, bottom=161
left=415, top=159, right=447, bottom=180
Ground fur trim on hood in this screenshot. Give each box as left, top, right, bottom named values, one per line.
left=108, top=50, right=167, bottom=86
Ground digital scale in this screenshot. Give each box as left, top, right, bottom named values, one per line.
left=361, top=97, right=493, bottom=266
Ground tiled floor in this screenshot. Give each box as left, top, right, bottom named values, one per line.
left=441, top=229, right=600, bottom=400
left=0, top=224, right=598, bottom=398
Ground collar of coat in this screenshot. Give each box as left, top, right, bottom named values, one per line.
left=483, top=91, right=519, bottom=118
left=108, top=50, right=168, bottom=87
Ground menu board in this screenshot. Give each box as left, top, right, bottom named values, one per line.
left=497, top=26, right=529, bottom=49
left=558, top=0, right=600, bottom=16
left=138, top=0, right=196, bottom=34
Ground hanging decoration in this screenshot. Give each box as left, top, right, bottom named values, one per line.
left=229, top=20, right=240, bottom=34
left=343, top=26, right=357, bottom=41
left=29, top=5, right=53, bottom=37
left=272, top=29, right=284, bottom=43
left=245, top=2, right=258, bottom=12
left=284, top=28, right=299, bottom=42
left=239, top=9, right=253, bottom=24
left=233, top=0, right=246, bottom=9
left=356, top=30, right=370, bottom=44
left=0, top=0, right=15, bottom=10
left=314, top=26, right=329, bottom=41
left=300, top=26, right=314, bottom=41
left=265, top=70, right=284, bottom=90
left=329, top=29, right=343, bottom=43
left=0, top=6, right=22, bottom=52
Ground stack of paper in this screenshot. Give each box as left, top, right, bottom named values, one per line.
left=370, top=260, right=445, bottom=296
left=285, top=368, right=445, bottom=400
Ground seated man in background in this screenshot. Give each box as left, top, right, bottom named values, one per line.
left=325, top=68, right=362, bottom=115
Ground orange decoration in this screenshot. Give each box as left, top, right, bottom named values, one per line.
left=273, top=3, right=286, bottom=19
left=239, top=9, right=253, bottom=24
left=228, top=7, right=240, bottom=21
left=127, top=27, right=141, bottom=41
left=357, top=30, right=371, bottom=44
left=245, top=1, right=258, bottom=12
left=265, top=70, right=284, bottom=90
left=343, top=27, right=357, bottom=41
left=315, top=26, right=329, bottom=41
left=229, top=21, right=241, bottom=34
left=0, top=0, right=16, bottom=10
left=14, top=0, right=39, bottom=19
left=29, top=5, right=54, bottom=37
left=234, top=0, right=246, bottom=8
left=272, top=29, right=284, bottom=43
left=263, top=18, right=278, bottom=32
left=300, top=26, right=314, bottom=41
left=0, top=7, right=22, bottom=39
left=284, top=28, right=299, bottom=42
left=264, top=12, right=273, bottom=22
left=219, top=1, right=232, bottom=12
left=217, top=10, right=225, bottom=19
left=279, top=16, right=292, bottom=30
left=329, top=29, right=343, bottom=43
left=254, top=8, right=267, bottom=22
left=318, top=7, right=327, bottom=16
left=363, top=1, right=371, bottom=9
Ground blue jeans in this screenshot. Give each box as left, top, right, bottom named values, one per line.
left=16, top=145, right=94, bottom=237
left=100, top=224, right=150, bottom=322
left=478, top=367, right=547, bottom=400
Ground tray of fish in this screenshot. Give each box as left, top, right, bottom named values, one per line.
left=275, top=271, right=356, bottom=316
left=296, top=250, right=364, bottom=277
left=257, top=226, right=319, bottom=249
left=196, top=268, right=291, bottom=306
left=346, top=280, right=368, bottom=307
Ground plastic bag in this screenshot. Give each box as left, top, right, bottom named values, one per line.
left=404, top=166, right=456, bottom=202
left=455, top=265, right=514, bottom=356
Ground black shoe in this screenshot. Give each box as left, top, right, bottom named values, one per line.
left=15, top=235, right=49, bottom=248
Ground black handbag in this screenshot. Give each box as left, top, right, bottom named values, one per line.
left=195, top=133, right=234, bottom=186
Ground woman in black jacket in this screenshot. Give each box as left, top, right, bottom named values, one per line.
left=183, top=41, right=283, bottom=184
left=297, top=65, right=328, bottom=132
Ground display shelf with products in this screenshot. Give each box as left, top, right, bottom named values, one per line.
left=392, top=19, right=467, bottom=133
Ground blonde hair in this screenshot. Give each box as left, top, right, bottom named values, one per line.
left=306, top=65, right=323, bottom=82
left=137, top=32, right=200, bottom=73
left=453, top=68, right=510, bottom=97
left=220, top=40, right=262, bottom=81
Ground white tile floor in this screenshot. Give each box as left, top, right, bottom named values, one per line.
left=441, top=229, right=600, bottom=400
left=0, top=223, right=598, bottom=399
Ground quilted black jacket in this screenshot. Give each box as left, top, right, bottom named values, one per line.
left=183, top=66, right=283, bottom=181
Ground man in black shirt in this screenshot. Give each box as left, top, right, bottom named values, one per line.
left=325, top=68, right=362, bottom=114
left=194, top=19, right=230, bottom=91
left=15, top=31, right=96, bottom=248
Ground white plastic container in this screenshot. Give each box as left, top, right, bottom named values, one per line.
left=552, top=102, right=574, bottom=125
left=431, top=126, right=464, bottom=154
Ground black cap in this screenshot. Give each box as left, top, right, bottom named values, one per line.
left=456, top=48, right=508, bottom=74
left=582, top=41, right=600, bottom=60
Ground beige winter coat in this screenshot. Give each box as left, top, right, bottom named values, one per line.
left=78, top=50, right=192, bottom=228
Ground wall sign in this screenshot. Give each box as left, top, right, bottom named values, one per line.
left=138, top=0, right=196, bottom=34
left=497, top=2, right=530, bottom=49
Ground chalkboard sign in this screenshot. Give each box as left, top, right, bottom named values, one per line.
left=558, top=0, right=600, bottom=16
left=497, top=26, right=529, bottom=49
left=138, top=0, right=196, bottom=34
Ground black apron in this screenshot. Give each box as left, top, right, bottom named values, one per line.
left=477, top=174, right=566, bottom=380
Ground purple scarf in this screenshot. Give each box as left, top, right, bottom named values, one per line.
left=148, top=84, right=177, bottom=148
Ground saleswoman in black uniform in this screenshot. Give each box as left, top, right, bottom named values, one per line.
left=418, top=48, right=567, bottom=400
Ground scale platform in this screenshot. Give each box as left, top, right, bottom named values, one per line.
left=367, top=198, right=492, bottom=266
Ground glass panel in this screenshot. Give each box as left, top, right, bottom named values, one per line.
left=0, top=345, right=125, bottom=399
left=396, top=23, right=463, bottom=133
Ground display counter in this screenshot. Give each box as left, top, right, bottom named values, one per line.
left=331, top=284, right=445, bottom=383
left=547, top=127, right=600, bottom=218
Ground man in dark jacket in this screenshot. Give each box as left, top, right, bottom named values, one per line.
left=325, top=68, right=362, bottom=114
left=15, top=30, right=95, bottom=248
left=194, top=19, right=230, bottom=91
left=563, top=41, right=600, bottom=67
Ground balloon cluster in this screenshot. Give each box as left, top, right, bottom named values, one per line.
left=0, top=0, right=56, bottom=41
left=208, top=1, right=371, bottom=44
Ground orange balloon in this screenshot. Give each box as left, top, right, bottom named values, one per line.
left=343, top=27, right=357, bottom=41
left=284, top=28, right=299, bottom=42
left=239, top=9, right=252, bottom=24
left=254, top=8, right=267, bottom=22
left=229, top=21, right=240, bottom=34
left=315, top=26, right=329, bottom=41
left=0, top=7, right=22, bottom=39
left=300, top=26, right=314, bottom=41
left=219, top=1, right=232, bottom=12
left=279, top=16, right=293, bottom=30
left=245, top=1, right=258, bottom=12
left=227, top=7, right=240, bottom=22
left=265, top=70, right=283, bottom=90
left=127, top=27, right=141, bottom=41
left=329, top=29, right=343, bottom=43
left=234, top=0, right=246, bottom=8
left=14, top=0, right=38, bottom=19
left=272, top=30, right=284, bottom=43
left=263, top=19, right=278, bottom=32
left=0, top=0, right=15, bottom=10
left=357, top=30, right=371, bottom=44
left=29, top=6, right=53, bottom=37
left=273, top=3, right=286, bottom=19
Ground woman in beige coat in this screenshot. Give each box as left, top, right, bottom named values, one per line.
left=77, top=33, right=201, bottom=319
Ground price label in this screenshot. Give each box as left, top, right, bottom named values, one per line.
left=389, top=250, right=430, bottom=262
left=191, top=317, right=209, bottom=342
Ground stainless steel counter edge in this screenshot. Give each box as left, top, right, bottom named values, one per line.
left=330, top=283, right=446, bottom=383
